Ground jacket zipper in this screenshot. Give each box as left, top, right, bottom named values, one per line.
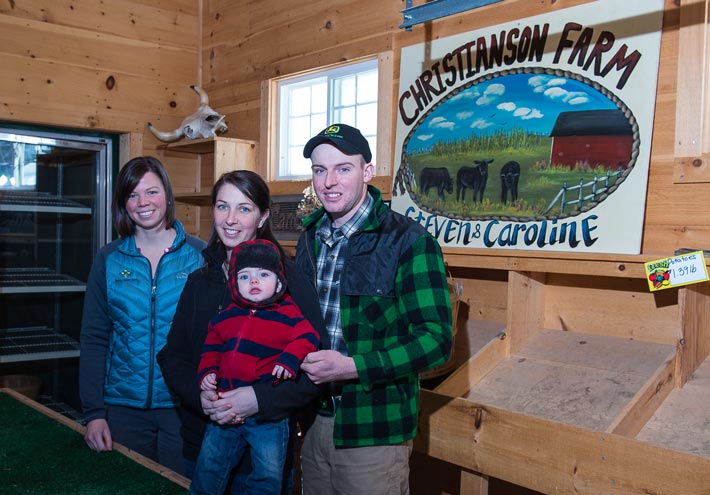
left=145, top=248, right=168, bottom=409
left=305, top=232, right=318, bottom=288
left=145, top=277, right=157, bottom=408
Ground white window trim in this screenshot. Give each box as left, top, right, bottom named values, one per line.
left=277, top=58, right=377, bottom=180
left=260, top=51, right=394, bottom=193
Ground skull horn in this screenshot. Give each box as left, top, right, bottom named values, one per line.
left=191, top=85, right=210, bottom=106
left=147, top=122, right=184, bottom=142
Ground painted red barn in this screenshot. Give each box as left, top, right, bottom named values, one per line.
left=549, top=109, right=633, bottom=170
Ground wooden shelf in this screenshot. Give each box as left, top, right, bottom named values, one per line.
left=415, top=253, right=710, bottom=495
left=159, top=136, right=257, bottom=155
left=637, top=357, right=710, bottom=459
left=463, top=329, right=675, bottom=432
left=173, top=192, right=212, bottom=206
left=162, top=137, right=258, bottom=239
left=443, top=247, right=674, bottom=279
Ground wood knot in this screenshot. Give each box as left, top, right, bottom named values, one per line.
left=105, top=75, right=116, bottom=90
left=325, top=20, right=332, bottom=29
left=169, top=101, right=177, bottom=108
left=692, top=158, right=703, bottom=167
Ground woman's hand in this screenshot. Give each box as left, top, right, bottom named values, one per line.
left=200, top=389, right=232, bottom=422
left=84, top=418, right=112, bottom=452
left=200, top=387, right=259, bottom=425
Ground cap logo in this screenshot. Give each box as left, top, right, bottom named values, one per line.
left=324, top=125, right=341, bottom=137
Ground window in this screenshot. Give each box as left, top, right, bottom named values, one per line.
left=0, top=138, right=49, bottom=188
left=276, top=58, right=378, bottom=179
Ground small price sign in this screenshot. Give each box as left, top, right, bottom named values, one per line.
left=644, top=251, right=709, bottom=292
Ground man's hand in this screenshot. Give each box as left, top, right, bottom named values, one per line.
left=301, top=350, right=357, bottom=384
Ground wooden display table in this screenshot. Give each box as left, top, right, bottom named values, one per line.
left=413, top=249, right=710, bottom=495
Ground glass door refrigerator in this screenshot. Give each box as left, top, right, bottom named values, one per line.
left=0, top=125, right=113, bottom=414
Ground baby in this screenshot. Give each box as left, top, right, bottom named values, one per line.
left=189, top=239, right=320, bottom=495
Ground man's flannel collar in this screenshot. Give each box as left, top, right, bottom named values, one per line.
left=315, top=191, right=374, bottom=246
left=302, top=186, right=385, bottom=231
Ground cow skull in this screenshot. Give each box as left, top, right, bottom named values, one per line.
left=147, top=85, right=228, bottom=142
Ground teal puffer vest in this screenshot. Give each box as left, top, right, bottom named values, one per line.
left=103, top=220, right=204, bottom=409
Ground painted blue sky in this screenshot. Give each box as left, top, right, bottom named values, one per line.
left=407, top=73, right=619, bottom=151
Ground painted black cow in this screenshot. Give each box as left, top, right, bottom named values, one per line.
left=420, top=167, right=453, bottom=200
left=457, top=159, right=494, bottom=202
left=500, top=160, right=521, bottom=203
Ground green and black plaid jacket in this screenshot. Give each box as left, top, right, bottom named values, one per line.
left=296, top=186, right=453, bottom=447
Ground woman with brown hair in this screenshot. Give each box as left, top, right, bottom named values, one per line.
left=158, top=170, right=327, bottom=493
left=80, top=156, right=206, bottom=475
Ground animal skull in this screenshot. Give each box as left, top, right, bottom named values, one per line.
left=147, top=85, right=228, bottom=142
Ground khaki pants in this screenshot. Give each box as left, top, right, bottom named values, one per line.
left=300, top=414, right=412, bottom=495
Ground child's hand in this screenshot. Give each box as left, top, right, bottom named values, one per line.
left=272, top=365, right=292, bottom=381
left=200, top=373, right=217, bottom=391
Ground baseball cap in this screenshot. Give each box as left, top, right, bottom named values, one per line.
left=303, top=124, right=372, bottom=163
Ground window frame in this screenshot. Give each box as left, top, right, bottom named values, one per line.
left=260, top=51, right=394, bottom=196
left=276, top=58, right=378, bottom=181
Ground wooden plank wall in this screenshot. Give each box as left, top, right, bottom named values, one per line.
left=0, top=0, right=200, bottom=155
left=0, top=1, right=705, bottom=254
left=0, top=1, right=707, bottom=494
left=0, top=0, right=706, bottom=252
left=200, top=0, right=709, bottom=256
left=200, top=0, right=399, bottom=168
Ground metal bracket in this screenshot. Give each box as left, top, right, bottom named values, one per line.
left=400, top=0, right=504, bottom=31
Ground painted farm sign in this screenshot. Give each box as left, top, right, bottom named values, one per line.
left=391, top=0, right=663, bottom=254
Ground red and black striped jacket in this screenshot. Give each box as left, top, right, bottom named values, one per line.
left=198, top=295, right=320, bottom=391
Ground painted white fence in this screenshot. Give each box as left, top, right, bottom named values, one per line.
left=544, top=167, right=623, bottom=215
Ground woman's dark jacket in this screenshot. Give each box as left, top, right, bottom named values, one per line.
left=157, top=241, right=328, bottom=461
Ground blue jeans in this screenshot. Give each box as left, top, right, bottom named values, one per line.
left=190, top=417, right=289, bottom=495
left=184, top=458, right=248, bottom=495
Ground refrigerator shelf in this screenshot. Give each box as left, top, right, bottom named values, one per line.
left=0, top=326, right=80, bottom=363
left=0, top=191, right=92, bottom=214
left=0, top=267, right=86, bottom=294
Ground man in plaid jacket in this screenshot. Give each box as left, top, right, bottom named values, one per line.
left=296, top=123, right=453, bottom=495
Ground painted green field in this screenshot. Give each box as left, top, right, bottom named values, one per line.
left=406, top=141, right=622, bottom=218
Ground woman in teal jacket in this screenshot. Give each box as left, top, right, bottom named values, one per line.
left=80, top=156, right=205, bottom=475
